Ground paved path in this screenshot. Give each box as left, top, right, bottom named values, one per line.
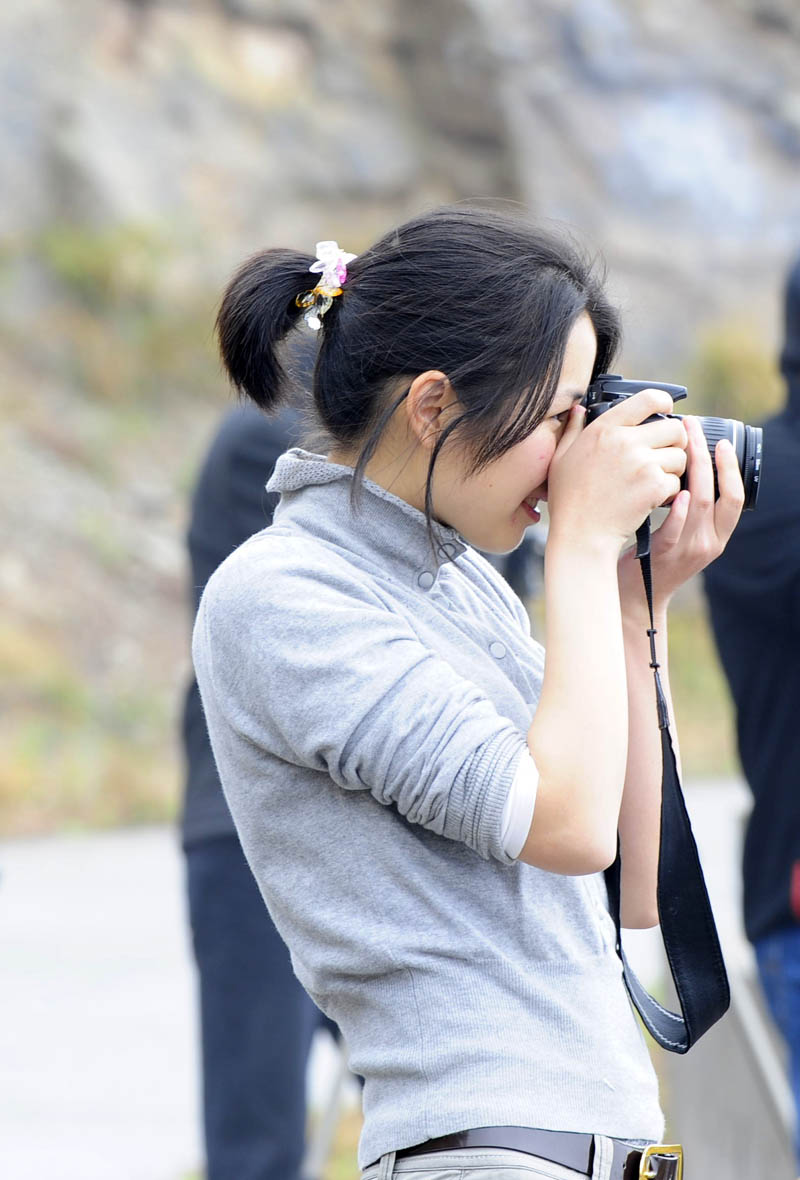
left=0, top=827, right=202, bottom=1180
left=0, top=781, right=753, bottom=1180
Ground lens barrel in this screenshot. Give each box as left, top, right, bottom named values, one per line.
left=692, top=416, right=762, bottom=511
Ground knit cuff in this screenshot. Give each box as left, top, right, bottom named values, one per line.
left=449, top=726, right=529, bottom=864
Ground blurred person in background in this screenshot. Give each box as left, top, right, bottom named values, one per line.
left=704, top=252, right=800, bottom=1167
left=181, top=349, right=339, bottom=1180
left=193, top=207, right=744, bottom=1180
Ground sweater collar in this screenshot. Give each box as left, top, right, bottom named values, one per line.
left=267, top=448, right=467, bottom=581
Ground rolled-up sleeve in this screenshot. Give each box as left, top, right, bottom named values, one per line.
left=194, top=540, right=529, bottom=863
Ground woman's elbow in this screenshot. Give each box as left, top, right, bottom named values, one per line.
left=568, top=837, right=618, bottom=876
left=517, top=824, right=618, bottom=876
left=517, top=770, right=621, bottom=875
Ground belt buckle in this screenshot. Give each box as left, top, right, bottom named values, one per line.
left=638, top=1143, right=683, bottom=1180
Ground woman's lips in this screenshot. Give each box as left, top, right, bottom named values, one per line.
left=521, top=498, right=540, bottom=523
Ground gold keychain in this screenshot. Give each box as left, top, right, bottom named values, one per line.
left=639, top=1144, right=683, bottom=1179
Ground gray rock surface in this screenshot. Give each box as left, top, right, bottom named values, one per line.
left=3, top=0, right=799, bottom=335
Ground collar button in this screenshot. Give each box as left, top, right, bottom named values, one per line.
left=489, top=641, right=507, bottom=659
left=417, top=570, right=435, bottom=590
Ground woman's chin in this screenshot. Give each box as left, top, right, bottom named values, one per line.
left=467, top=526, right=527, bottom=556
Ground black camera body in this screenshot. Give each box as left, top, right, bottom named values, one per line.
left=583, top=373, right=762, bottom=511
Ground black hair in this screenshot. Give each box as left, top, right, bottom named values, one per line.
left=217, top=205, right=621, bottom=525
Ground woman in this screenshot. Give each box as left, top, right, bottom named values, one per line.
left=193, top=207, right=743, bottom=1180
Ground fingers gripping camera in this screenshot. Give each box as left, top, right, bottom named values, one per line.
left=583, top=375, right=762, bottom=511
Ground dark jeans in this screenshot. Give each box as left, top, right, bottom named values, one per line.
left=186, top=834, right=334, bottom=1180
left=754, top=925, right=800, bottom=1165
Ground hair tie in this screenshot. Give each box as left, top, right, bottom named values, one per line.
left=295, top=240, right=357, bottom=330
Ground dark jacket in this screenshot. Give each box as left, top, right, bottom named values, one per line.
left=181, top=404, right=302, bottom=846
left=703, top=254, right=800, bottom=943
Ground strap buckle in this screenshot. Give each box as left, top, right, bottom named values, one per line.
left=639, top=1143, right=683, bottom=1180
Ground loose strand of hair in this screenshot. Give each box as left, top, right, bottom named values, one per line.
left=349, top=387, right=411, bottom=508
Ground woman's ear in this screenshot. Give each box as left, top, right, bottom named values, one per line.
left=405, top=370, right=458, bottom=452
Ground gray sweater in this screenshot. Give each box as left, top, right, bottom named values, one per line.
left=193, top=448, right=663, bottom=1167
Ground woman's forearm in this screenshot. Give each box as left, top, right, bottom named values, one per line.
left=520, top=534, right=628, bottom=874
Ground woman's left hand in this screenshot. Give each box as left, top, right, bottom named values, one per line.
left=617, top=415, right=746, bottom=616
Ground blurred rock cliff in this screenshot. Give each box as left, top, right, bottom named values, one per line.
left=2, top=0, right=798, bottom=831
left=5, top=0, right=800, bottom=332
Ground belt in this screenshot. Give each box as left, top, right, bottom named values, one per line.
left=390, top=1127, right=683, bottom=1179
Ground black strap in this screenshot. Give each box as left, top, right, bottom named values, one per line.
left=604, top=518, right=730, bottom=1052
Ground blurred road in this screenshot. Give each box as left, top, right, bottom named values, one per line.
left=0, top=781, right=753, bottom=1180
left=0, top=827, right=202, bottom=1180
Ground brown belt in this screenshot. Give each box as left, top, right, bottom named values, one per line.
left=387, top=1126, right=682, bottom=1179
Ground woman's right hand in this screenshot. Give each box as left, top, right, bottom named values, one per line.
left=545, top=388, right=689, bottom=551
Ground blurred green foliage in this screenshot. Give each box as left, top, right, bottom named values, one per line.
left=38, top=222, right=164, bottom=311
left=6, top=220, right=222, bottom=405
left=0, top=219, right=230, bottom=835
left=688, top=318, right=784, bottom=423
left=0, top=622, right=177, bottom=834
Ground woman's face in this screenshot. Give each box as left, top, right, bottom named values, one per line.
left=434, top=312, right=598, bottom=553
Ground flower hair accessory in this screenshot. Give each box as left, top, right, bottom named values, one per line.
left=295, top=240, right=357, bottom=331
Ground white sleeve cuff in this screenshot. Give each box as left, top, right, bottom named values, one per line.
left=500, top=749, right=539, bottom=859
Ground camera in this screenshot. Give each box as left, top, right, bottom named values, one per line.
left=583, top=374, right=762, bottom=511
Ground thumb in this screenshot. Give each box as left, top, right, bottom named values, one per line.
left=555, top=403, right=586, bottom=456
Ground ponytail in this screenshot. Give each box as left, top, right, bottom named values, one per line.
left=216, top=248, right=316, bottom=411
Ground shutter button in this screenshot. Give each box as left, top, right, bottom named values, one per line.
left=489, top=641, right=506, bottom=659
left=417, top=571, right=435, bottom=590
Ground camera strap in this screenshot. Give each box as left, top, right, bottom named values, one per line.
left=603, top=518, right=730, bottom=1052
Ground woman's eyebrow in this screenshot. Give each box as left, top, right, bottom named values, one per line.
left=554, top=389, right=586, bottom=406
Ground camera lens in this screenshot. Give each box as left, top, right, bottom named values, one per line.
left=693, top=416, right=763, bottom=511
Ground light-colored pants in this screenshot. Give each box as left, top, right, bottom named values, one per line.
left=362, top=1137, right=624, bottom=1180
